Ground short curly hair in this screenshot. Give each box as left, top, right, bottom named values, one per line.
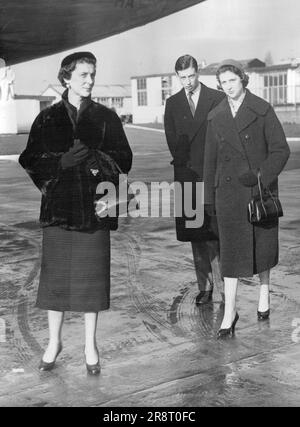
left=216, top=65, right=249, bottom=90
left=57, top=57, right=97, bottom=88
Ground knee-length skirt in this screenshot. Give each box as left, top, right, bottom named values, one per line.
left=36, top=226, right=111, bottom=312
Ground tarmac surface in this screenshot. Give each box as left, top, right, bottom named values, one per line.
left=0, top=128, right=300, bottom=407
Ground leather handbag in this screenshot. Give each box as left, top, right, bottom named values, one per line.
left=94, top=178, right=137, bottom=219
left=88, top=149, right=120, bottom=186
left=91, top=150, right=137, bottom=219
left=247, top=171, right=283, bottom=224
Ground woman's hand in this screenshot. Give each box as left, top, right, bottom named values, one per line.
left=238, top=170, right=258, bottom=187
left=60, top=140, right=90, bottom=169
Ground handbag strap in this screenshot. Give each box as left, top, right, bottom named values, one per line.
left=236, top=130, right=280, bottom=218
left=257, top=170, right=264, bottom=203
left=257, top=169, right=275, bottom=202
left=92, top=149, right=102, bottom=171
left=257, top=170, right=281, bottom=217
left=92, top=149, right=124, bottom=175
left=113, top=160, right=124, bottom=175
left=235, top=128, right=271, bottom=201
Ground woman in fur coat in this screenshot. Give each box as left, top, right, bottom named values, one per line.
left=19, top=52, right=132, bottom=374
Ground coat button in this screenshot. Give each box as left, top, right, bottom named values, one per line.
left=224, top=155, right=230, bottom=161
left=226, top=176, right=231, bottom=182
left=245, top=134, right=250, bottom=140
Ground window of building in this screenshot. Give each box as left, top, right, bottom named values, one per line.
left=263, top=72, right=287, bottom=105
left=161, top=76, right=172, bottom=104
left=111, top=97, right=124, bottom=108
left=99, top=97, right=110, bottom=107
left=137, top=78, right=147, bottom=106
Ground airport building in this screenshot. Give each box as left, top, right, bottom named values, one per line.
left=0, top=83, right=133, bottom=134
left=42, top=84, right=132, bottom=121
left=0, top=94, right=56, bottom=134
left=131, top=58, right=300, bottom=124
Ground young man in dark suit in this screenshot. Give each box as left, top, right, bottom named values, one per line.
left=164, top=54, right=224, bottom=304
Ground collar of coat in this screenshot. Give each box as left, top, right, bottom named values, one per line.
left=207, top=89, right=271, bottom=155
left=41, top=95, right=109, bottom=151
left=61, top=89, right=94, bottom=136
left=62, top=89, right=93, bottom=124
left=208, top=89, right=270, bottom=128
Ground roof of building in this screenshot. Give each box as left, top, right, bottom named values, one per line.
left=251, top=63, right=300, bottom=73
left=131, top=72, right=175, bottom=80
left=42, top=84, right=131, bottom=98
left=199, top=58, right=266, bottom=75
left=130, top=58, right=300, bottom=81
left=15, top=95, right=56, bottom=101
left=131, top=59, right=267, bottom=79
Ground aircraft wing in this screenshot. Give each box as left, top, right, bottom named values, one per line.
left=0, top=0, right=207, bottom=65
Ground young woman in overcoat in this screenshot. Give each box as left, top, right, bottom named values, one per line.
left=204, top=59, right=290, bottom=338
left=19, top=52, right=132, bottom=373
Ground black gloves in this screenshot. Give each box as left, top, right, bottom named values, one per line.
left=238, top=170, right=258, bottom=187
left=60, top=140, right=90, bottom=170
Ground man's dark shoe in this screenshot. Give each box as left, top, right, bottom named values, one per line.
left=195, top=290, right=213, bottom=305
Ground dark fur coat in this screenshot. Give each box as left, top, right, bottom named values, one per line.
left=19, top=98, right=132, bottom=232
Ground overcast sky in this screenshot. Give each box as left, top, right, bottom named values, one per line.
left=13, top=0, right=299, bottom=94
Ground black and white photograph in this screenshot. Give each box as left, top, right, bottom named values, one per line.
left=0, top=0, right=300, bottom=409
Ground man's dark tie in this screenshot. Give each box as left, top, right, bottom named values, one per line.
left=187, top=91, right=196, bottom=117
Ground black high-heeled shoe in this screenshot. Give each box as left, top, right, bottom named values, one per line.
left=85, top=349, right=101, bottom=376
left=39, top=343, right=63, bottom=371
left=217, top=312, right=239, bottom=339
left=257, top=308, right=270, bottom=321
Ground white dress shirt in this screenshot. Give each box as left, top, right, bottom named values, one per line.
left=228, top=90, right=246, bottom=117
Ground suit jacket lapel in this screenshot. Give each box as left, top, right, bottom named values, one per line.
left=191, top=84, right=214, bottom=136
left=177, top=84, right=214, bottom=142
left=178, top=88, right=194, bottom=120
left=176, top=85, right=217, bottom=142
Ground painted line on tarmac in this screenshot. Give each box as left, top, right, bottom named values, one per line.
left=125, top=125, right=165, bottom=133
left=0, top=154, right=19, bottom=161
left=287, top=137, right=300, bottom=142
